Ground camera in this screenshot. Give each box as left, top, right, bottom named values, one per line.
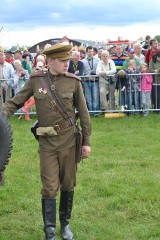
left=35, top=67, right=42, bottom=71
left=90, top=71, right=95, bottom=75
left=20, top=73, right=26, bottom=77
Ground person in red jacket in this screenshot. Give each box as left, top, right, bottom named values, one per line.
left=145, top=39, right=159, bottom=65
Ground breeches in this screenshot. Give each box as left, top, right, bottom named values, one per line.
left=39, top=145, right=76, bottom=198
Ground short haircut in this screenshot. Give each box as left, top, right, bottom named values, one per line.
left=128, top=59, right=136, bottom=66
left=72, top=51, right=80, bottom=57
left=86, top=46, right=93, bottom=52
left=146, top=35, right=151, bottom=40
left=36, top=55, right=45, bottom=62
left=133, top=42, right=142, bottom=49
left=101, top=50, right=109, bottom=56
left=14, top=59, right=22, bottom=65
left=93, top=47, right=98, bottom=53
left=149, top=39, right=157, bottom=46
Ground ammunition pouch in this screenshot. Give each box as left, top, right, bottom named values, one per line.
left=31, top=117, right=76, bottom=140
left=36, top=126, right=58, bottom=136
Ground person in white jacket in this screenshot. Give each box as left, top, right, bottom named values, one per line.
left=96, top=50, right=116, bottom=111
left=0, top=51, right=14, bottom=104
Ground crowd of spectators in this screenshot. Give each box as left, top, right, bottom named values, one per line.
left=69, top=35, right=160, bottom=117
left=0, top=46, right=47, bottom=120
left=0, top=35, right=160, bottom=118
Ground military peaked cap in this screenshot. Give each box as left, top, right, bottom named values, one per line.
left=43, top=43, right=72, bottom=60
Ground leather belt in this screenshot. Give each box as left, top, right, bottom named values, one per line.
left=53, top=117, right=76, bottom=133
left=84, top=80, right=99, bottom=82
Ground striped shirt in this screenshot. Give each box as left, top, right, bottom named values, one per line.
left=111, top=53, right=127, bottom=71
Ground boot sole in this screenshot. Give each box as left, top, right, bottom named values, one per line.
left=62, top=238, right=74, bottom=240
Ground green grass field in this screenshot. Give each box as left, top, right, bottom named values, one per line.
left=1, top=114, right=160, bottom=240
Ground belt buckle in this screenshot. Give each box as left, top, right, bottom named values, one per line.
left=54, top=124, right=61, bottom=132
left=51, top=100, right=56, bottom=106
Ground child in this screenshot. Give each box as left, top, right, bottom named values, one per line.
left=141, top=63, right=153, bottom=116
left=125, top=59, right=141, bottom=114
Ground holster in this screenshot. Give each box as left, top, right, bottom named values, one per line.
left=75, top=127, right=83, bottom=163
left=31, top=121, right=39, bottom=141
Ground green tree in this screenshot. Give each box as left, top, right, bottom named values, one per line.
left=137, top=36, right=144, bottom=42
left=154, top=35, right=160, bottom=43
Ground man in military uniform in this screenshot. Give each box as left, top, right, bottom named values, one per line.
left=2, top=43, right=91, bottom=240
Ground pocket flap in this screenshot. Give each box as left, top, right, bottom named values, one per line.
left=34, top=92, right=46, bottom=99
left=61, top=93, right=73, bottom=99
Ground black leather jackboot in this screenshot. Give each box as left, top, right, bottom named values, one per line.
left=59, top=190, right=74, bottom=240
left=42, top=198, right=56, bottom=240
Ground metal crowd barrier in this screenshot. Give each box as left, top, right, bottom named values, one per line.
left=79, top=72, right=160, bottom=114
left=0, top=72, right=160, bottom=116
left=0, top=78, right=36, bottom=115
left=0, top=79, right=14, bottom=110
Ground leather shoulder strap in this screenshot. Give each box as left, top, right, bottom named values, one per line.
left=64, top=72, right=82, bottom=81
left=40, top=76, right=73, bottom=122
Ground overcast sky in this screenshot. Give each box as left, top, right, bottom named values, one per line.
left=0, top=0, right=160, bottom=48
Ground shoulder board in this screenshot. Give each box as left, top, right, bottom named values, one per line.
left=30, top=70, right=47, bottom=78
left=65, top=72, right=82, bottom=81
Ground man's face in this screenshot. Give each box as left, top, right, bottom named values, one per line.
left=5, top=53, right=12, bottom=59
left=14, top=61, right=22, bottom=70
left=87, top=49, right=93, bottom=59
left=73, top=53, right=80, bottom=62
left=0, top=53, right=5, bottom=64
left=110, top=47, right=116, bottom=54
left=128, top=52, right=135, bottom=59
left=116, top=45, right=123, bottom=55
left=14, top=52, right=21, bottom=60
left=48, top=58, right=69, bottom=74
left=101, top=53, right=109, bottom=64
left=152, top=41, right=158, bottom=50
left=98, top=49, right=103, bottom=57
left=134, top=45, right=142, bottom=54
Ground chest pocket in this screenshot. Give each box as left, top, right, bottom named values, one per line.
left=61, top=93, right=73, bottom=99
left=34, top=92, right=46, bottom=100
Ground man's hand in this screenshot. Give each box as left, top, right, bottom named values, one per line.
left=100, top=71, right=107, bottom=77
left=74, top=70, right=79, bottom=75
left=82, top=146, right=91, bottom=159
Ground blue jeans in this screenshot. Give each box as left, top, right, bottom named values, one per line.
left=83, top=80, right=100, bottom=115
left=119, top=90, right=127, bottom=106
left=141, top=91, right=151, bottom=116
left=127, top=91, right=140, bottom=114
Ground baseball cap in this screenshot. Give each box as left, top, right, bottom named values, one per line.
left=128, top=48, right=135, bottom=54
left=108, top=45, right=116, bottom=51
left=5, top=49, right=14, bottom=54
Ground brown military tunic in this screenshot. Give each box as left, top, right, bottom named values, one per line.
left=2, top=71, right=91, bottom=197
